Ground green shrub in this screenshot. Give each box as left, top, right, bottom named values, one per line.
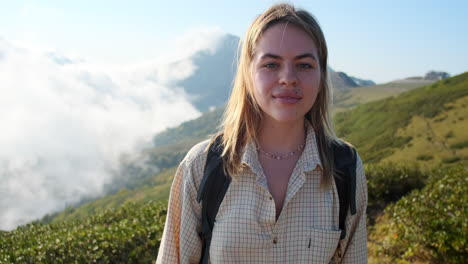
left=376, top=166, right=468, bottom=263
left=0, top=201, right=167, bottom=264
left=365, top=163, right=430, bottom=221
left=416, top=154, right=434, bottom=161
left=442, top=156, right=461, bottom=164
left=445, top=131, right=455, bottom=139
left=450, top=140, right=468, bottom=150
left=434, top=116, right=446, bottom=122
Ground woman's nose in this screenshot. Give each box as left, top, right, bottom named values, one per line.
left=279, top=64, right=298, bottom=86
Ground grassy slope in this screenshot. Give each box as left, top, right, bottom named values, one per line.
left=333, top=80, right=433, bottom=113
left=382, top=95, right=468, bottom=166
left=334, top=72, right=468, bottom=163
left=49, top=168, right=176, bottom=223
left=152, top=108, right=222, bottom=147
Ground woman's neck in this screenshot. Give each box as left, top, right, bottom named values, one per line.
left=257, top=118, right=306, bottom=154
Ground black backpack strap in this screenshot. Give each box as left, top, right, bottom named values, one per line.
left=332, top=140, right=357, bottom=240
left=196, top=136, right=231, bottom=264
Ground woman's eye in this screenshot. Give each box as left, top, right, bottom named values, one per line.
left=297, top=63, right=313, bottom=69
left=264, top=62, right=279, bottom=69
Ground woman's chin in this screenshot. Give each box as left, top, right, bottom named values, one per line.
left=265, top=113, right=306, bottom=126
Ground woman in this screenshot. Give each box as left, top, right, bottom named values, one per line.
left=156, top=3, right=367, bottom=263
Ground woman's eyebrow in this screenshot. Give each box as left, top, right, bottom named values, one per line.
left=259, top=53, right=317, bottom=61
left=259, top=53, right=281, bottom=60
left=295, top=53, right=317, bottom=61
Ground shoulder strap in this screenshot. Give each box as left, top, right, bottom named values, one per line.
left=196, top=136, right=231, bottom=264
left=331, top=140, right=357, bottom=239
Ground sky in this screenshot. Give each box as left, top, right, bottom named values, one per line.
left=0, top=0, right=467, bottom=230
left=0, top=0, right=466, bottom=83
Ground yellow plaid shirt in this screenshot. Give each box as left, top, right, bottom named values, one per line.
left=156, top=124, right=368, bottom=263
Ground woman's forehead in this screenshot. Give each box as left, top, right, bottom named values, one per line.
left=253, top=23, right=318, bottom=58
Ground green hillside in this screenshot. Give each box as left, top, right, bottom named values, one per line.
left=382, top=95, right=468, bottom=166
left=42, top=168, right=176, bottom=224
left=333, top=79, right=433, bottom=113
left=335, top=72, right=468, bottom=164
left=152, top=108, right=222, bottom=147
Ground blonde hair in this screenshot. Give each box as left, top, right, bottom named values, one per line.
left=215, top=3, right=338, bottom=187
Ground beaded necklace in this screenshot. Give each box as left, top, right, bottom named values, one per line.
left=257, top=143, right=305, bottom=160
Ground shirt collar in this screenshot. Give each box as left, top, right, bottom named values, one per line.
left=300, top=120, right=322, bottom=172
left=241, top=139, right=264, bottom=177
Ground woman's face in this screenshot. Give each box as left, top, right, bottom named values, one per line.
left=251, top=23, right=321, bottom=125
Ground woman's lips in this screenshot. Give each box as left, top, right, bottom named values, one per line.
left=273, top=93, right=302, bottom=104
left=274, top=96, right=301, bottom=104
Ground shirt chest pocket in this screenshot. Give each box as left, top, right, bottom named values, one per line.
left=293, top=227, right=341, bottom=263
left=210, top=215, right=270, bottom=261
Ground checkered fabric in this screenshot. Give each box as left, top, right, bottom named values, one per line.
left=156, top=122, right=368, bottom=263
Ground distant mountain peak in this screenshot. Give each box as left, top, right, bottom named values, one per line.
left=349, top=76, right=375, bottom=87
left=177, top=34, right=240, bottom=112
left=328, top=67, right=375, bottom=90
left=424, top=71, right=450, bottom=81
left=391, top=71, right=450, bottom=84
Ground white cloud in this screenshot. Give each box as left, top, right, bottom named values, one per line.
left=161, top=26, right=224, bottom=62
left=0, top=28, right=224, bottom=230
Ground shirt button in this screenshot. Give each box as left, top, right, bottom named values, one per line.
left=273, top=238, right=277, bottom=244
left=269, top=196, right=273, bottom=200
